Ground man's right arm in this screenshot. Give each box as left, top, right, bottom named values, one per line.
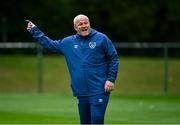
left=26, top=21, right=62, bottom=53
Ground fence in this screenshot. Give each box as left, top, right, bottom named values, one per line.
left=114, top=42, right=180, bottom=94
left=0, top=42, right=180, bottom=95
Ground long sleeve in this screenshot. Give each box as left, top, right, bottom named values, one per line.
left=103, top=36, right=119, bottom=83
left=29, top=26, right=62, bottom=53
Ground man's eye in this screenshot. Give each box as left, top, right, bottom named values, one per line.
left=78, top=23, right=83, bottom=26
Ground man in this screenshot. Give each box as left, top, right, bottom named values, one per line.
left=26, top=14, right=119, bottom=124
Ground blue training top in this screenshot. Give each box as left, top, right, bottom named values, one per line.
left=30, top=27, right=119, bottom=97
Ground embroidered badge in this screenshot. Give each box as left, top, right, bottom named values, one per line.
left=74, top=45, right=78, bottom=48
left=98, top=98, right=103, bottom=103
left=89, top=42, right=96, bottom=49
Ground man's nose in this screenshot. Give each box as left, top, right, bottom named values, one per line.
left=82, top=24, right=87, bottom=27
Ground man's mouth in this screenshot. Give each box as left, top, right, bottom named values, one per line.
left=82, top=29, right=88, bottom=32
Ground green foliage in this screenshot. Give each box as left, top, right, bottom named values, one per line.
left=0, top=0, right=180, bottom=42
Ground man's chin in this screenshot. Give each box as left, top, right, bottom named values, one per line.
left=81, top=32, right=89, bottom=37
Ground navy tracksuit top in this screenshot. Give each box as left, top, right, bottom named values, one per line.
left=30, top=27, right=119, bottom=97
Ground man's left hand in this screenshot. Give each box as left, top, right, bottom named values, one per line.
left=104, top=80, right=114, bottom=92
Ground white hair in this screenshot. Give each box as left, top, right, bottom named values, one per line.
left=73, top=14, right=89, bottom=25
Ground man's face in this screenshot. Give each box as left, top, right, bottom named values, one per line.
left=74, top=17, right=90, bottom=37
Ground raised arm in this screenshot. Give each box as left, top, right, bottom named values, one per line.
left=26, top=21, right=62, bottom=53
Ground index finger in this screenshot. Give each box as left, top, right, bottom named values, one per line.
left=25, top=20, right=31, bottom=22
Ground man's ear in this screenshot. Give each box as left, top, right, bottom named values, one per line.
left=74, top=24, right=77, bottom=31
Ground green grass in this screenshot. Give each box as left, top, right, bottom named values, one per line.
left=106, top=95, right=180, bottom=124
left=0, top=94, right=78, bottom=124
left=0, top=55, right=71, bottom=93
left=0, top=94, right=180, bottom=124
left=0, top=55, right=180, bottom=95
left=0, top=55, right=180, bottom=123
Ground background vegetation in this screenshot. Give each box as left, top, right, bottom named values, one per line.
left=1, top=0, right=180, bottom=43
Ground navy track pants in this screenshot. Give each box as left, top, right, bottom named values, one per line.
left=77, top=93, right=110, bottom=124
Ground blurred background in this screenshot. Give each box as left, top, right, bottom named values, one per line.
left=0, top=0, right=180, bottom=124
left=1, top=0, right=180, bottom=43
left=0, top=0, right=180, bottom=95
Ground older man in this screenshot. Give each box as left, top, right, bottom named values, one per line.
left=26, top=14, right=119, bottom=124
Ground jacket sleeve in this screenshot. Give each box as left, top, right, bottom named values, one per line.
left=103, top=35, right=119, bottom=83
left=29, top=26, right=63, bottom=53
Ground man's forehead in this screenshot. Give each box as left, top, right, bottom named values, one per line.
left=73, top=14, right=89, bottom=24
left=76, top=18, right=88, bottom=23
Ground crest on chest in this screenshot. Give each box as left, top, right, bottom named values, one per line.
left=89, top=42, right=96, bottom=49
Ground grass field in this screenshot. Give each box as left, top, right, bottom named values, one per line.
left=0, top=55, right=180, bottom=124
left=0, top=94, right=180, bottom=124
left=0, top=55, right=180, bottom=94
